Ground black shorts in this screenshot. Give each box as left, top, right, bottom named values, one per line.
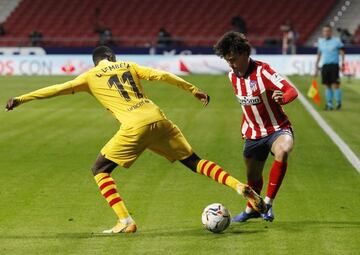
left=243, top=128, right=293, bottom=161
left=321, top=64, right=340, bottom=85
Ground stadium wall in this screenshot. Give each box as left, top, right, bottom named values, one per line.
left=0, top=55, right=360, bottom=78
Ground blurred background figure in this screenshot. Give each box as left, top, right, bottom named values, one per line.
left=98, top=28, right=115, bottom=46
left=0, top=22, right=5, bottom=36
left=157, top=27, right=173, bottom=47
left=29, top=29, right=43, bottom=46
left=314, top=25, right=345, bottom=110
left=281, top=20, right=298, bottom=55
left=337, top=27, right=354, bottom=46
left=93, top=7, right=106, bottom=35
left=93, top=7, right=115, bottom=46
left=231, top=15, right=247, bottom=34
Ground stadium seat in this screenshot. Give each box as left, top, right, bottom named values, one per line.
left=0, top=0, right=337, bottom=47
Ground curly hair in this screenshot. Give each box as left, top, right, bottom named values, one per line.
left=213, top=32, right=251, bottom=58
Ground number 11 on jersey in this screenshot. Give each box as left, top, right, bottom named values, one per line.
left=108, top=71, right=143, bottom=101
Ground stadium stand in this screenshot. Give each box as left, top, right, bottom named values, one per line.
left=354, top=25, right=360, bottom=44
left=0, top=0, right=337, bottom=47
left=0, top=0, right=21, bottom=23
left=306, top=0, right=360, bottom=46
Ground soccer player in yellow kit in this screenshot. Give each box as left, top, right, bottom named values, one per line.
left=5, top=46, right=266, bottom=234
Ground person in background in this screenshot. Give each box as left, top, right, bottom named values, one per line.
left=98, top=28, right=115, bottom=46
left=29, top=29, right=43, bottom=46
left=315, top=25, right=345, bottom=110
left=0, top=22, right=5, bottom=36
left=281, top=20, right=298, bottom=55
left=231, top=16, right=247, bottom=34
left=156, top=27, right=172, bottom=47
left=337, top=27, right=353, bottom=46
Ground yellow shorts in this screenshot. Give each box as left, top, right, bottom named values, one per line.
left=100, top=120, right=193, bottom=168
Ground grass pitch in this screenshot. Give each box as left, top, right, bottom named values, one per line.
left=0, top=75, right=359, bottom=254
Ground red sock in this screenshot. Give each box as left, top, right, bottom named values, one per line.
left=246, top=176, right=263, bottom=208
left=266, top=160, right=287, bottom=199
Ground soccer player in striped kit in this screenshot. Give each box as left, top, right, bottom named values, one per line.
left=214, top=32, right=298, bottom=222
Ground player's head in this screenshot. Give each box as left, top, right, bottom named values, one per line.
left=214, top=32, right=251, bottom=75
left=92, top=46, right=116, bottom=66
left=322, top=25, right=332, bottom=39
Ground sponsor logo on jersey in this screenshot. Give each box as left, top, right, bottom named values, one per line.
left=127, top=99, right=151, bottom=111
left=236, top=95, right=261, bottom=105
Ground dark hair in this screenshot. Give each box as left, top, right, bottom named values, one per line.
left=213, top=32, right=251, bottom=58
left=92, top=46, right=116, bottom=65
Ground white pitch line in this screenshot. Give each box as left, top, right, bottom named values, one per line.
left=287, top=77, right=360, bottom=173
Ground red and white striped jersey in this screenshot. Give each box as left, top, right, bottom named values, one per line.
left=228, top=59, right=297, bottom=140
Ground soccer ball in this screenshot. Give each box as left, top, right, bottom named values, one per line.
left=201, top=203, right=231, bottom=233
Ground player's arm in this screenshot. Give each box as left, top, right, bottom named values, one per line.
left=339, top=48, right=345, bottom=72
left=261, top=65, right=298, bottom=105
left=5, top=74, right=89, bottom=111
left=132, top=63, right=209, bottom=106
left=337, top=38, right=345, bottom=72
left=314, top=52, right=321, bottom=77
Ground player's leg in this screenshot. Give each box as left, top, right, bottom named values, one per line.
left=232, top=157, right=267, bottom=222
left=147, top=120, right=266, bottom=213
left=92, top=154, right=137, bottom=233
left=92, top=126, right=150, bottom=233
left=263, top=131, right=294, bottom=221
left=332, top=64, right=342, bottom=110
left=243, top=157, right=266, bottom=212
left=322, top=65, right=334, bottom=110
left=325, top=84, right=334, bottom=110
left=179, top=153, right=265, bottom=213
left=180, top=153, right=240, bottom=192
left=333, top=83, right=341, bottom=110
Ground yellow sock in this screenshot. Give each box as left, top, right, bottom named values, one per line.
left=196, top=159, right=240, bottom=190
left=94, top=173, right=130, bottom=220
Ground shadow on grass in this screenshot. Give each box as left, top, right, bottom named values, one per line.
left=0, top=220, right=358, bottom=240
left=268, top=220, right=360, bottom=233
left=0, top=227, right=263, bottom=240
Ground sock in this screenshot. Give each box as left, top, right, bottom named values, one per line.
left=246, top=177, right=263, bottom=210
left=264, top=196, right=273, bottom=205
left=196, top=160, right=240, bottom=191
left=266, top=160, right=287, bottom=199
left=94, top=173, right=131, bottom=221
left=325, top=88, right=334, bottom=107
left=245, top=206, right=253, bottom=214
left=335, top=88, right=342, bottom=105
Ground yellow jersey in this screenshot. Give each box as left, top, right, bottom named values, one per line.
left=16, top=59, right=200, bottom=128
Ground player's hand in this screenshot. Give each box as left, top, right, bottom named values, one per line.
left=313, top=68, right=319, bottom=77
left=5, top=97, right=20, bottom=111
left=272, top=90, right=284, bottom=104
left=194, top=90, right=210, bottom=107
left=339, top=63, right=345, bottom=73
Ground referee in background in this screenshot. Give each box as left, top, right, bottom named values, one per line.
left=314, top=25, right=345, bottom=110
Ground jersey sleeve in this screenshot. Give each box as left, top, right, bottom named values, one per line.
left=131, top=62, right=200, bottom=95
left=261, top=64, right=298, bottom=104
left=317, top=38, right=322, bottom=54
left=16, top=73, right=89, bottom=104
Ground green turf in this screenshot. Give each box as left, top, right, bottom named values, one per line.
left=289, top=75, right=360, bottom=156
left=0, top=75, right=359, bottom=255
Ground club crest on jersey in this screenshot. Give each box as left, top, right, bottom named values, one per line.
left=249, top=80, right=258, bottom=92
left=236, top=95, right=261, bottom=105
